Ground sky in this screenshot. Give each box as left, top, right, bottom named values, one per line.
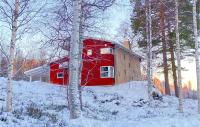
left=99, top=0, right=132, bottom=40
left=0, top=0, right=132, bottom=58
left=156, top=57, right=197, bottom=90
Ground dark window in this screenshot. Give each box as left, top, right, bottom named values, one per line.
left=100, top=66, right=114, bottom=78
left=57, top=72, right=64, bottom=78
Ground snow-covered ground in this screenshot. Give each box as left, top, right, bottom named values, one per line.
left=0, top=78, right=199, bottom=127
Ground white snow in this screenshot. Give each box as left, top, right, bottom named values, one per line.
left=0, top=78, right=199, bottom=127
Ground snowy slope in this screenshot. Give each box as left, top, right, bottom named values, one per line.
left=0, top=78, right=199, bottom=127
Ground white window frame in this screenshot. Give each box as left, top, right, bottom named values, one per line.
left=87, top=49, right=92, bottom=56
left=100, top=66, right=114, bottom=78
left=100, top=48, right=113, bottom=54
left=57, top=72, right=64, bottom=78
left=59, top=62, right=68, bottom=68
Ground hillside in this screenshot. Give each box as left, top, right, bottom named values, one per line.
left=0, top=78, right=199, bottom=127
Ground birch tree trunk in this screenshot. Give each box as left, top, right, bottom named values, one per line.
left=78, top=9, right=84, bottom=111
left=146, top=0, right=153, bottom=102
left=6, top=0, right=19, bottom=112
left=69, top=0, right=82, bottom=119
left=0, top=51, right=2, bottom=75
left=175, top=0, right=183, bottom=113
left=192, top=0, right=200, bottom=113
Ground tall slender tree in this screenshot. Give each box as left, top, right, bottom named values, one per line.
left=160, top=1, right=170, bottom=95
left=175, top=0, right=183, bottom=113
left=6, top=0, right=19, bottom=112
left=192, top=0, right=200, bottom=113
left=68, top=0, right=82, bottom=119
left=168, top=28, right=179, bottom=97
left=146, top=0, right=153, bottom=102
left=0, top=0, right=46, bottom=112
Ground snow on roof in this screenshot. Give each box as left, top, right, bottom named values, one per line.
left=84, top=37, right=143, bottom=59
left=114, top=43, right=144, bottom=59
left=24, top=64, right=49, bottom=76
left=49, top=56, right=69, bottom=64
left=83, top=37, right=114, bottom=43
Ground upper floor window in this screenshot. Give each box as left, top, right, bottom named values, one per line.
left=100, top=66, right=114, bottom=78
left=57, top=72, right=64, bottom=78
left=59, top=62, right=68, bottom=68
left=87, top=49, right=92, bottom=56
left=100, top=48, right=113, bottom=54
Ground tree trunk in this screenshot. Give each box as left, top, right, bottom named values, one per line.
left=146, top=0, right=153, bottom=102
left=68, top=0, right=82, bottom=119
left=168, top=31, right=179, bottom=97
left=78, top=8, right=84, bottom=111
left=175, top=0, right=183, bottom=113
left=6, top=0, right=19, bottom=112
left=160, top=2, right=170, bottom=95
left=0, top=51, right=2, bottom=75
left=192, top=0, right=200, bottom=113
left=197, top=1, right=200, bottom=30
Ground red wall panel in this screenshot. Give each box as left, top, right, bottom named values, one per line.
left=81, top=39, right=115, bottom=86
left=50, top=60, right=68, bottom=85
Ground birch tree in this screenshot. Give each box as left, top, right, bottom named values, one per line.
left=0, top=0, right=46, bottom=112
left=192, top=0, right=200, bottom=113
left=68, top=0, right=82, bottom=119
left=6, top=0, right=19, bottom=112
left=146, top=0, right=153, bottom=102
left=175, top=0, right=183, bottom=112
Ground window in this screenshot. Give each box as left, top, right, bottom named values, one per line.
left=100, top=48, right=113, bottom=54
left=57, top=72, right=64, bottom=78
left=59, top=62, right=68, bottom=68
left=87, top=49, right=92, bottom=56
left=100, top=66, right=114, bottom=78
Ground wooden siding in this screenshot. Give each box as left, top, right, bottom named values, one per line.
left=114, top=47, right=142, bottom=84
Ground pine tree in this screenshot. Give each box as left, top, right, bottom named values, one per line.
left=131, top=0, right=170, bottom=95
left=160, top=1, right=170, bottom=95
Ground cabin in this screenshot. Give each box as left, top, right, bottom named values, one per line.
left=24, top=38, right=142, bottom=86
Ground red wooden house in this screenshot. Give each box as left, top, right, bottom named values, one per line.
left=25, top=38, right=142, bottom=86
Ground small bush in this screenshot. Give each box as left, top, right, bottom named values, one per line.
left=26, top=103, right=43, bottom=119
left=152, top=91, right=162, bottom=101
left=13, top=108, right=24, bottom=119
left=0, top=117, right=7, bottom=122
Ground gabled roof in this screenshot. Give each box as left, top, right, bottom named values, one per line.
left=24, top=64, right=49, bottom=76
left=49, top=57, right=69, bottom=64
left=114, top=43, right=143, bottom=59
left=84, top=37, right=143, bottom=59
